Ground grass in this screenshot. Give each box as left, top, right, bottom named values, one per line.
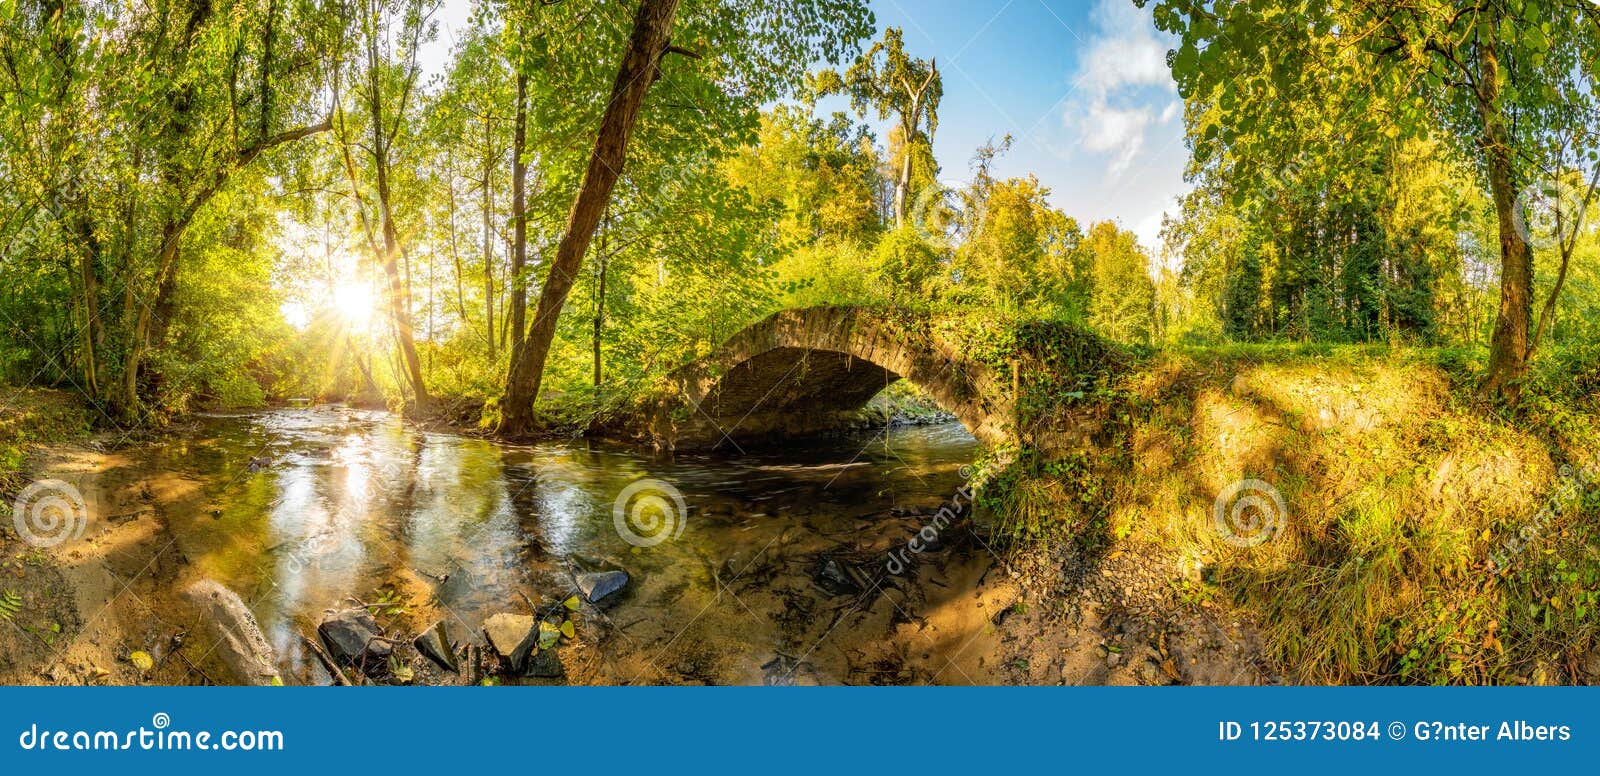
left=981, top=342, right=1600, bottom=685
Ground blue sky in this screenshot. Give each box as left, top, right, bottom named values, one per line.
left=864, top=0, right=1190, bottom=254
left=425, top=0, right=1189, bottom=253
left=835, top=0, right=1190, bottom=253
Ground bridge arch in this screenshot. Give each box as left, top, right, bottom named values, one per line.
left=645, top=307, right=1015, bottom=450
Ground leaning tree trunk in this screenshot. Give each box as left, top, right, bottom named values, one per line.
left=499, top=0, right=681, bottom=435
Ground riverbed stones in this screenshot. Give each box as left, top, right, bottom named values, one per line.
left=181, top=579, right=281, bottom=686
left=575, top=570, right=629, bottom=603
left=318, top=608, right=391, bottom=671
left=413, top=620, right=458, bottom=674
left=523, top=646, right=565, bottom=679
left=482, top=613, right=539, bottom=671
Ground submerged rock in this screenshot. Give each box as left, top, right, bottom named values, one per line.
left=482, top=613, right=538, bottom=671
left=813, top=557, right=862, bottom=597
left=414, top=620, right=459, bottom=674
left=576, top=570, right=629, bottom=604
left=318, top=608, right=390, bottom=671
left=182, top=579, right=282, bottom=686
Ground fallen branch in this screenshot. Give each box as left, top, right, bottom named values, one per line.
left=300, top=631, right=351, bottom=686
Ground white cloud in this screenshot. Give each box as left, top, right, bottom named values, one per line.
left=1081, top=102, right=1151, bottom=176
left=1159, top=100, right=1182, bottom=125
left=1058, top=0, right=1177, bottom=179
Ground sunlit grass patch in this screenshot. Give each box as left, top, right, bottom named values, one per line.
left=982, top=345, right=1600, bottom=685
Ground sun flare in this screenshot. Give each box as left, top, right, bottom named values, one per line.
left=333, top=282, right=377, bottom=332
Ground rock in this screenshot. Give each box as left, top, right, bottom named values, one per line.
left=482, top=613, right=538, bottom=671
left=576, top=570, right=630, bottom=604
left=318, top=608, right=390, bottom=671
left=413, top=620, right=459, bottom=674
left=523, top=647, right=564, bottom=679
left=813, top=557, right=862, bottom=596
left=181, top=579, right=281, bottom=686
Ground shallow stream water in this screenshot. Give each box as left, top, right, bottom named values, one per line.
left=90, top=407, right=994, bottom=685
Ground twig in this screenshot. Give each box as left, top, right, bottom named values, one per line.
left=300, top=631, right=351, bottom=686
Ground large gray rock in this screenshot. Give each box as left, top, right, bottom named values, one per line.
left=414, top=620, right=459, bottom=674
left=482, top=613, right=538, bottom=671
left=181, top=579, right=281, bottom=686
left=576, top=570, right=629, bottom=604
left=318, top=608, right=391, bottom=671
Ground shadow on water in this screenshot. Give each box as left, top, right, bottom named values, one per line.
left=109, top=406, right=987, bottom=685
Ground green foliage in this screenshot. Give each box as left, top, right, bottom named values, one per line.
left=870, top=227, right=942, bottom=302
left=0, top=589, right=21, bottom=621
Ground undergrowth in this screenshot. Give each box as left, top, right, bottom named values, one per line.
left=975, top=342, right=1600, bottom=685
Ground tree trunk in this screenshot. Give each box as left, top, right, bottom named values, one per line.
left=507, top=72, right=530, bottom=368
left=1476, top=28, right=1532, bottom=406
left=592, top=217, right=609, bottom=391
left=894, top=142, right=912, bottom=229
left=446, top=154, right=467, bottom=321
left=367, top=29, right=429, bottom=410
left=499, top=0, right=681, bottom=435
left=482, top=117, right=497, bottom=358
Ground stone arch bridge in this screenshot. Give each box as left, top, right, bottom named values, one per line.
left=625, top=307, right=1021, bottom=451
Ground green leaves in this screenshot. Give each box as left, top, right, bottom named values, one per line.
left=0, top=589, right=20, bottom=621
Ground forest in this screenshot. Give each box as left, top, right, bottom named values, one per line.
left=1, top=0, right=1600, bottom=688
left=1, top=0, right=1596, bottom=424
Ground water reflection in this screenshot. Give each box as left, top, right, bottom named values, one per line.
left=137, top=407, right=977, bottom=683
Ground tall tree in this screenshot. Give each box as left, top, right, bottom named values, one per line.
left=498, top=0, right=874, bottom=434
left=0, top=0, right=337, bottom=420
left=814, top=27, right=941, bottom=229
left=498, top=0, right=683, bottom=435
left=334, top=0, right=434, bottom=409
